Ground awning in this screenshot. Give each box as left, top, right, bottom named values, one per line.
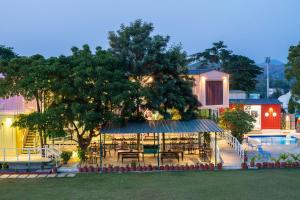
left=101, top=119, right=223, bottom=134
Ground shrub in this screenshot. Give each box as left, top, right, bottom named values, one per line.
left=61, top=151, right=73, bottom=164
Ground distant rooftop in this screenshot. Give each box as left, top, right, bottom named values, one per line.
left=187, top=62, right=221, bottom=75
left=230, top=98, right=282, bottom=105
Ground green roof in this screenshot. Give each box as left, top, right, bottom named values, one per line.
left=101, top=119, right=223, bottom=134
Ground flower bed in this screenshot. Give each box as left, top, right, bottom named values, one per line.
left=78, top=163, right=223, bottom=173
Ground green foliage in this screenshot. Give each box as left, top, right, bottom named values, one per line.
left=286, top=42, right=300, bottom=99
left=0, top=20, right=202, bottom=154
left=279, top=153, right=289, bottom=161
left=191, top=41, right=262, bottom=92
left=60, top=151, right=73, bottom=164
left=289, top=153, right=300, bottom=162
left=288, top=97, right=297, bottom=114
left=223, top=55, right=262, bottom=92
left=77, top=149, right=86, bottom=162
left=109, top=19, right=199, bottom=120
left=0, top=45, right=17, bottom=61
left=219, top=105, right=255, bottom=142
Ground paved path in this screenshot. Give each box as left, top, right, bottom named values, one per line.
left=0, top=173, right=76, bottom=179
left=218, top=139, right=242, bottom=169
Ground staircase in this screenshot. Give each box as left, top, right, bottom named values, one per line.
left=22, top=131, right=39, bottom=154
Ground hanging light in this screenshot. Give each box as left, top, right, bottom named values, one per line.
left=265, top=112, right=269, bottom=117
left=5, top=118, right=13, bottom=127
left=272, top=112, right=277, bottom=117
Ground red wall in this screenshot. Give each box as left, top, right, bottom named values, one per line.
left=261, top=104, right=281, bottom=129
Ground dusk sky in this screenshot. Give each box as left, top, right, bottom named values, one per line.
left=1, top=0, right=300, bottom=63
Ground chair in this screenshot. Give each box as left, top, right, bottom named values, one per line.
left=257, top=145, right=271, bottom=160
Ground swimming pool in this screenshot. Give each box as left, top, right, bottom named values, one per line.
left=247, top=135, right=298, bottom=145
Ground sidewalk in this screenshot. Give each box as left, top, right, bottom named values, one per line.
left=218, top=139, right=242, bottom=169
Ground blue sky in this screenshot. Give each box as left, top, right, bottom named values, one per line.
left=1, top=0, right=300, bottom=62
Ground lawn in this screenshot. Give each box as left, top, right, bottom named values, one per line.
left=0, top=169, right=300, bottom=200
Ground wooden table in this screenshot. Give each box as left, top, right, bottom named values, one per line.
left=160, top=151, right=180, bottom=163
left=117, top=150, right=138, bottom=161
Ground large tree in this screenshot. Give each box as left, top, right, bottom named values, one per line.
left=109, top=19, right=199, bottom=120
left=286, top=42, right=300, bottom=99
left=0, top=54, right=56, bottom=147
left=223, top=55, right=262, bottom=91
left=191, top=41, right=262, bottom=92
left=147, top=46, right=199, bottom=119
left=49, top=45, right=134, bottom=154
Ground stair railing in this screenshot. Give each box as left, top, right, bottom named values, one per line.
left=22, top=129, right=29, bottom=150
left=0, top=146, right=61, bottom=167
left=222, top=131, right=245, bottom=159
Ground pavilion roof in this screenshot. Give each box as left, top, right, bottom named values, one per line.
left=101, top=119, right=223, bottom=134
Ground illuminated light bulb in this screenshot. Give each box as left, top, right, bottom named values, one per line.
left=272, top=112, right=277, bottom=117
left=5, top=118, right=13, bottom=127
left=265, top=112, right=269, bottom=117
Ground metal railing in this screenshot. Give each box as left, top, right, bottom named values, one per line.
left=222, top=131, right=245, bottom=159
left=0, top=147, right=61, bottom=166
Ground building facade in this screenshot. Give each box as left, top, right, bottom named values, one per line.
left=229, top=99, right=282, bottom=130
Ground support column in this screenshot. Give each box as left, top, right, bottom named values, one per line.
left=157, top=133, right=160, bottom=168
left=162, top=132, right=166, bottom=151
left=137, top=133, right=140, bottom=151
left=198, top=132, right=201, bottom=158
left=99, top=132, right=103, bottom=174
left=214, top=132, right=217, bottom=166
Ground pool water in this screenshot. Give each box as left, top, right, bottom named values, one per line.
left=248, top=135, right=298, bottom=145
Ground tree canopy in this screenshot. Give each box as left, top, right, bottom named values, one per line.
left=109, top=19, right=199, bottom=120
left=219, top=105, right=255, bottom=142
left=286, top=42, right=300, bottom=99
left=191, top=41, right=262, bottom=92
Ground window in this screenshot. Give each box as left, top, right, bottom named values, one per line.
left=206, top=81, right=223, bottom=105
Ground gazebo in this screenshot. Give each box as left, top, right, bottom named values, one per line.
left=98, top=119, right=223, bottom=171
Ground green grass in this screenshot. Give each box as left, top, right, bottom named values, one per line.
left=0, top=169, right=300, bottom=200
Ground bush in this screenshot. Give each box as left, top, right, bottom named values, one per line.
left=60, top=151, right=73, bottom=164
left=77, top=149, right=86, bottom=162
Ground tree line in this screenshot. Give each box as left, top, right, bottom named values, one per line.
left=0, top=19, right=263, bottom=154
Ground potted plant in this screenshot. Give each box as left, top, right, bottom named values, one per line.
left=250, top=155, right=257, bottom=168
left=189, top=165, right=195, bottom=170
left=88, top=165, right=95, bottom=172
left=217, top=163, right=222, bottom=170
left=286, top=159, right=293, bottom=168
left=60, top=151, right=73, bottom=164
left=279, top=153, right=289, bottom=168
left=184, top=164, right=190, bottom=171
left=131, top=160, right=137, bottom=171
left=271, top=157, right=281, bottom=168
left=256, top=162, right=262, bottom=169
left=209, top=163, right=214, bottom=171
left=241, top=162, right=248, bottom=170
left=289, top=153, right=300, bottom=167
left=120, top=167, right=125, bottom=173
left=137, top=165, right=143, bottom=171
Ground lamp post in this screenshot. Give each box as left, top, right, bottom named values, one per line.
left=265, top=57, right=271, bottom=99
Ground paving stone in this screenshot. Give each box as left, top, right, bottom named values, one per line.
left=37, top=174, right=48, bottom=178
left=18, top=174, right=29, bottom=179
left=66, top=173, right=76, bottom=177
left=0, top=174, right=10, bottom=178
left=57, top=173, right=67, bottom=178
left=8, top=174, right=19, bottom=178
left=47, top=174, right=57, bottom=178
left=27, top=174, right=38, bottom=178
